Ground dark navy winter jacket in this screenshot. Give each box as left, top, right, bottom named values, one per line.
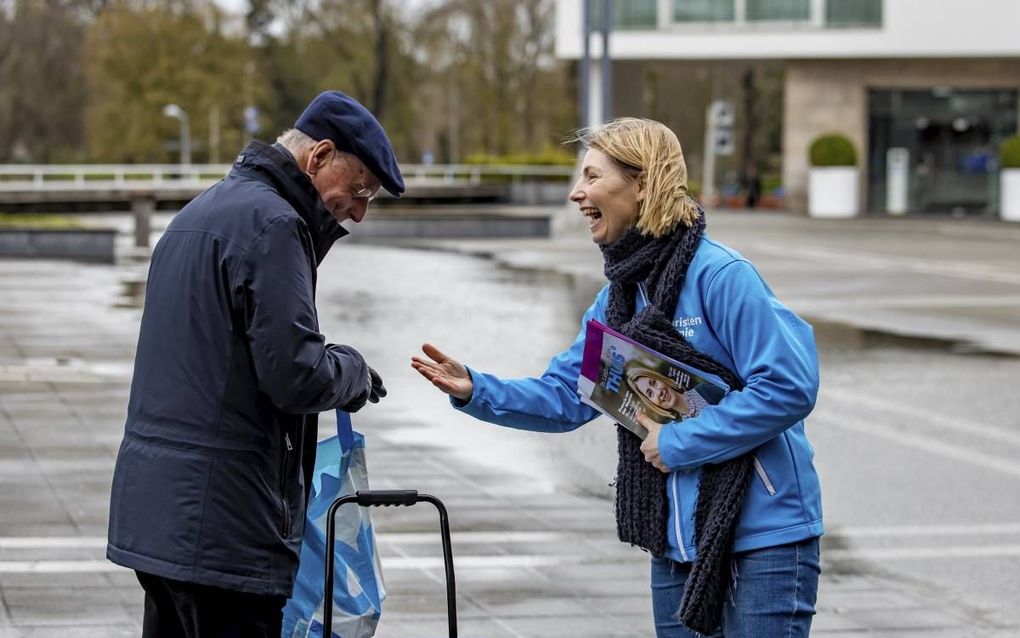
left=107, top=141, right=370, bottom=596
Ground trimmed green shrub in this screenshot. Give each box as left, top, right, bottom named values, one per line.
left=686, top=179, right=702, bottom=198
left=809, top=134, right=857, bottom=167
left=465, top=146, right=576, bottom=166
left=999, top=136, right=1020, bottom=169
left=0, top=213, right=82, bottom=229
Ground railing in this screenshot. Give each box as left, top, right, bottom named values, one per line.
left=0, top=164, right=233, bottom=190
left=402, top=163, right=574, bottom=184
left=0, top=163, right=575, bottom=191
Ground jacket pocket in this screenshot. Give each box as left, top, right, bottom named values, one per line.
left=279, top=430, right=294, bottom=536
left=753, top=454, right=777, bottom=496
left=281, top=497, right=292, bottom=536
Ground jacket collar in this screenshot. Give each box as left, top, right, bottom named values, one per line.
left=231, top=140, right=348, bottom=263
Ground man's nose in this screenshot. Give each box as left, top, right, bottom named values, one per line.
left=349, top=200, right=369, bottom=223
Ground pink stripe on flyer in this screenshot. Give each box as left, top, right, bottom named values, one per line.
left=580, top=319, right=605, bottom=382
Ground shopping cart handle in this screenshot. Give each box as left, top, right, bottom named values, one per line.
left=356, top=490, right=419, bottom=507
left=325, top=489, right=457, bottom=637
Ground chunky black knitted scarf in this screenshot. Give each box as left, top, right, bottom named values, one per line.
left=601, top=210, right=754, bottom=635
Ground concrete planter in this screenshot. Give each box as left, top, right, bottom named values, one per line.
left=808, top=167, right=859, bottom=218
left=1000, top=169, right=1020, bottom=222
left=0, top=228, right=117, bottom=263
left=509, top=181, right=571, bottom=206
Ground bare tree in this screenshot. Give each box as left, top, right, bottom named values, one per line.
left=416, top=0, right=572, bottom=159
left=0, top=0, right=88, bottom=161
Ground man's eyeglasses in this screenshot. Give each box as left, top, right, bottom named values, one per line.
left=352, top=182, right=380, bottom=202
left=338, top=152, right=380, bottom=202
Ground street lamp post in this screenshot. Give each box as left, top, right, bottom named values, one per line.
left=162, top=103, right=192, bottom=166
left=579, top=0, right=613, bottom=128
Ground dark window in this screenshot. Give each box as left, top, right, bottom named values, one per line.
left=747, top=0, right=810, bottom=21
left=673, top=0, right=735, bottom=23
left=826, top=0, right=882, bottom=27
left=588, top=0, right=658, bottom=30
left=867, top=88, right=1018, bottom=214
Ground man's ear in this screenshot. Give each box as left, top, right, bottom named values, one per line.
left=306, top=141, right=333, bottom=176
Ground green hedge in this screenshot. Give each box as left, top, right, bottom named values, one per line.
left=465, top=147, right=576, bottom=166
left=0, top=213, right=83, bottom=229
left=809, top=134, right=857, bottom=167
left=999, top=136, right=1020, bottom=169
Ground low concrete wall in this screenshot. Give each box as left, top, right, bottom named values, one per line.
left=0, top=180, right=567, bottom=211
left=509, top=182, right=571, bottom=206
left=354, top=216, right=549, bottom=239
left=353, top=206, right=552, bottom=239
left=0, top=229, right=117, bottom=263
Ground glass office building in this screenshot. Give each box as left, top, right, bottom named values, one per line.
left=560, top=0, right=1020, bottom=215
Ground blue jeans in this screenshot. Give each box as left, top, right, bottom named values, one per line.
left=650, top=537, right=820, bottom=637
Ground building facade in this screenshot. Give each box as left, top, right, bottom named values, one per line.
left=555, top=0, right=1020, bottom=215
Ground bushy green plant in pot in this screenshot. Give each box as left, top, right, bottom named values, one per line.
left=809, top=134, right=857, bottom=167
left=807, top=133, right=858, bottom=218
left=999, top=136, right=1020, bottom=221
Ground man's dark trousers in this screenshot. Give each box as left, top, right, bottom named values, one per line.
left=136, top=571, right=286, bottom=638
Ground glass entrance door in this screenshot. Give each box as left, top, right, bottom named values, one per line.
left=868, top=88, right=1018, bottom=215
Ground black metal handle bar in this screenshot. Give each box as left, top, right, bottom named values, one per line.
left=323, top=490, right=457, bottom=638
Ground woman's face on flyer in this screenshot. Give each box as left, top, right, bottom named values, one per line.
left=569, top=148, right=642, bottom=245
left=634, top=374, right=681, bottom=412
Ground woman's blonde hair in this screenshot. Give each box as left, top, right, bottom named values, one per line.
left=568, top=117, right=698, bottom=237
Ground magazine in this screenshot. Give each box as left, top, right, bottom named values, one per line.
left=577, top=319, right=730, bottom=440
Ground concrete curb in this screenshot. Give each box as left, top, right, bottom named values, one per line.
left=0, top=228, right=117, bottom=263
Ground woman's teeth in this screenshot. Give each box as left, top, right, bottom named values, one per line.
left=582, top=208, right=602, bottom=228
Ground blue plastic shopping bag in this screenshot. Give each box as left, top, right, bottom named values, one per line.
left=282, top=410, right=385, bottom=638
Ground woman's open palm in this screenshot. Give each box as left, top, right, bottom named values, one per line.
left=411, top=343, right=473, bottom=401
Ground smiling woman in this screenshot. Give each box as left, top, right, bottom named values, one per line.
left=412, top=117, right=823, bottom=638
left=567, top=120, right=699, bottom=243
left=570, top=149, right=643, bottom=245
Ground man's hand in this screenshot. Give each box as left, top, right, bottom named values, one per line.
left=411, top=343, right=473, bottom=402
left=340, top=366, right=385, bottom=413
left=637, top=412, right=670, bottom=473
left=328, top=345, right=384, bottom=413
left=367, top=366, right=387, bottom=404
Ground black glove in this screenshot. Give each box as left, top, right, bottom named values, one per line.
left=329, top=339, right=386, bottom=413
left=341, top=366, right=386, bottom=413
left=341, top=389, right=369, bottom=413
left=367, top=366, right=387, bottom=404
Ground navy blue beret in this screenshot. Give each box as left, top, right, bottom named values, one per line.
left=294, top=91, right=405, bottom=197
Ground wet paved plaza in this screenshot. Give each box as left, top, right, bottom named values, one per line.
left=1, top=210, right=1020, bottom=636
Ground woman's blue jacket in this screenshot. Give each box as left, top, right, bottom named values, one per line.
left=456, top=236, right=823, bottom=562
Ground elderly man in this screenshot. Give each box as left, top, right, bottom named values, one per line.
left=107, top=91, right=402, bottom=637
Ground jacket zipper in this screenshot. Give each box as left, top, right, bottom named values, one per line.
left=638, top=283, right=649, bottom=308
left=753, top=454, right=777, bottom=496
left=280, top=431, right=294, bottom=536
left=671, top=473, right=690, bottom=561
left=646, top=283, right=692, bottom=560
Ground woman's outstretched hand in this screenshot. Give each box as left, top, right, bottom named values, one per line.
left=411, top=343, right=473, bottom=402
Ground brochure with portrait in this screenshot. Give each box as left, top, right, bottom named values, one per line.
left=577, top=319, right=730, bottom=440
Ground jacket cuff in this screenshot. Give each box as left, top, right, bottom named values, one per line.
left=658, top=422, right=688, bottom=470
left=449, top=367, right=483, bottom=411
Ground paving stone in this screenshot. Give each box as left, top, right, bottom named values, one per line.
left=4, top=587, right=133, bottom=626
